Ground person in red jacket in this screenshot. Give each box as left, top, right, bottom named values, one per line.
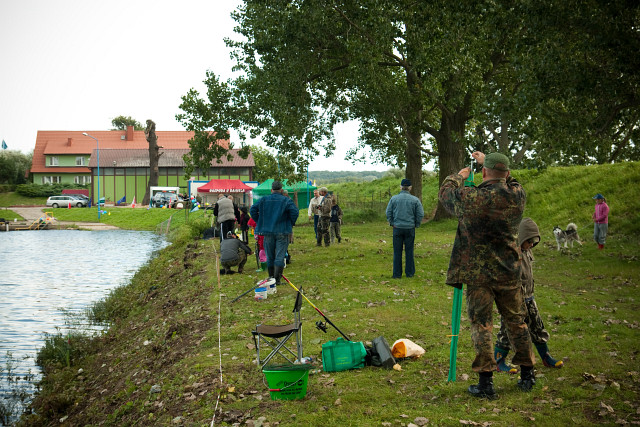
left=592, top=193, right=609, bottom=250
left=248, top=217, right=265, bottom=270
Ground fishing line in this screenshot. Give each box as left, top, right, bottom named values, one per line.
left=210, top=243, right=223, bottom=427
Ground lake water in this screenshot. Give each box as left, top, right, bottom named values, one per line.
left=0, top=229, right=168, bottom=419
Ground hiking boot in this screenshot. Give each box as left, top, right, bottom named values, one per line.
left=495, top=346, right=518, bottom=374
left=468, top=373, right=497, bottom=400
left=517, top=366, right=536, bottom=392
left=535, top=343, right=564, bottom=368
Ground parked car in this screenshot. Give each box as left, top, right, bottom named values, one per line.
left=46, top=195, right=88, bottom=208
left=68, top=194, right=90, bottom=205
left=152, top=192, right=183, bottom=208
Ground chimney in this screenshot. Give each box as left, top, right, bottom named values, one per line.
left=126, top=125, right=134, bottom=141
left=67, top=137, right=73, bottom=146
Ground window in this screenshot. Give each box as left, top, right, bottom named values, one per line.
left=48, top=156, right=59, bottom=166
left=76, top=156, right=86, bottom=166
left=74, top=176, right=91, bottom=185
left=42, top=176, right=61, bottom=184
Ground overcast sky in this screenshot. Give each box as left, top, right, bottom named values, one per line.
left=0, top=1, right=389, bottom=172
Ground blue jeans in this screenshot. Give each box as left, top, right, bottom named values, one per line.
left=392, top=227, right=415, bottom=278
left=593, top=223, right=608, bottom=245
left=263, top=233, right=290, bottom=267
left=313, top=215, right=319, bottom=238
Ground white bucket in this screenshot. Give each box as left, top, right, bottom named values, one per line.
left=255, top=287, right=268, bottom=300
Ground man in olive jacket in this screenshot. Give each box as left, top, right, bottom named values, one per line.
left=438, top=151, right=535, bottom=399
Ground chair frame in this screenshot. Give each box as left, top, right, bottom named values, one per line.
left=252, top=290, right=303, bottom=368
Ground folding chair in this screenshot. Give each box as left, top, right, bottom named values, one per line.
left=252, top=289, right=303, bottom=368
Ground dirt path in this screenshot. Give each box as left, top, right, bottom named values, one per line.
left=5, top=206, right=120, bottom=230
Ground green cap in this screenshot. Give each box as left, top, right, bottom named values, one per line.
left=484, top=153, right=510, bottom=171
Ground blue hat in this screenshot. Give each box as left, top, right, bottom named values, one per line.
left=592, top=193, right=605, bottom=199
left=401, top=179, right=411, bottom=187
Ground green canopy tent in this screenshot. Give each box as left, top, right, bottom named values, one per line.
left=252, top=179, right=316, bottom=208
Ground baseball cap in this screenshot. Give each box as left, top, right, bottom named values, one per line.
left=401, top=178, right=412, bottom=187
left=592, top=193, right=605, bottom=199
left=484, top=153, right=510, bottom=171
left=272, top=181, right=283, bottom=191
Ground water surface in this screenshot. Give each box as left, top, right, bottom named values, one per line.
left=0, top=229, right=168, bottom=413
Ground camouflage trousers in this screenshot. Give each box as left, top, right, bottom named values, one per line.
left=496, top=296, right=550, bottom=350
left=221, top=248, right=248, bottom=272
left=317, top=216, right=331, bottom=246
left=466, top=281, right=535, bottom=372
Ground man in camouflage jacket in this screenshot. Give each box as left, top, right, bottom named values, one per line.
left=315, top=187, right=332, bottom=247
left=438, top=151, right=535, bottom=399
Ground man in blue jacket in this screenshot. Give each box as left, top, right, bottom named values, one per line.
left=250, top=181, right=299, bottom=285
left=386, top=179, right=424, bottom=279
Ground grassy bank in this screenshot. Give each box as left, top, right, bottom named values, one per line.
left=0, top=208, right=24, bottom=221
left=20, top=162, right=640, bottom=426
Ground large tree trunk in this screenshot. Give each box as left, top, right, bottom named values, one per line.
left=142, top=120, right=161, bottom=206
left=405, top=127, right=423, bottom=203
left=433, top=114, right=468, bottom=221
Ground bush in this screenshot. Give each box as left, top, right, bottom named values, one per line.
left=15, top=183, right=88, bottom=197
left=0, top=184, right=16, bottom=193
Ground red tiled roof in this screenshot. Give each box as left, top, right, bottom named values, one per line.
left=30, top=129, right=230, bottom=173
left=87, top=149, right=254, bottom=168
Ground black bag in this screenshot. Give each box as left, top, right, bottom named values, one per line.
left=364, top=336, right=396, bottom=369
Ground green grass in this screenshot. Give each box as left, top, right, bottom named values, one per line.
left=0, top=192, right=47, bottom=206
left=0, top=208, right=24, bottom=221
left=19, top=162, right=640, bottom=426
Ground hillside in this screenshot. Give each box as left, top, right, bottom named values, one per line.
left=19, top=162, right=640, bottom=426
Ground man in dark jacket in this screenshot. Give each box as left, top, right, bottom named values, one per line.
left=249, top=181, right=299, bottom=285
left=438, top=151, right=535, bottom=399
left=220, top=231, right=253, bottom=274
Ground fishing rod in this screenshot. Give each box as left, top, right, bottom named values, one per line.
left=282, top=275, right=351, bottom=341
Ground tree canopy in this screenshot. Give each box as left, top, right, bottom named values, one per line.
left=177, top=0, right=638, bottom=217
left=249, top=145, right=297, bottom=183
left=0, top=150, right=31, bottom=185
left=110, top=116, right=144, bottom=131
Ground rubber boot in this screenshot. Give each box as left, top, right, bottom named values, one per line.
left=273, top=265, right=284, bottom=286
left=267, top=265, right=275, bottom=279
left=598, top=244, right=604, bottom=250
left=468, top=372, right=497, bottom=400
left=535, top=343, right=563, bottom=368
left=260, top=261, right=267, bottom=271
left=517, top=366, right=536, bottom=392
left=495, top=346, right=518, bottom=374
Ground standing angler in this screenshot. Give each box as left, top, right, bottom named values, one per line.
left=250, top=181, right=299, bottom=285
left=438, top=152, right=535, bottom=399
left=386, top=179, right=424, bottom=279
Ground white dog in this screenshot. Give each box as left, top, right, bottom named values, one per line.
left=553, top=223, right=583, bottom=250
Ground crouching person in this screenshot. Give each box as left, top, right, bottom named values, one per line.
left=221, top=231, right=253, bottom=274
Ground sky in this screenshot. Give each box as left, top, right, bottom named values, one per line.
left=0, top=1, right=389, bottom=172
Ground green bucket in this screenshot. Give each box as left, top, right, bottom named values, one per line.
left=262, top=364, right=312, bottom=400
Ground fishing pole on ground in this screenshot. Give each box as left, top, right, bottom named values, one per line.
left=230, top=276, right=274, bottom=304
left=281, top=275, right=351, bottom=341
left=447, top=158, right=475, bottom=383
